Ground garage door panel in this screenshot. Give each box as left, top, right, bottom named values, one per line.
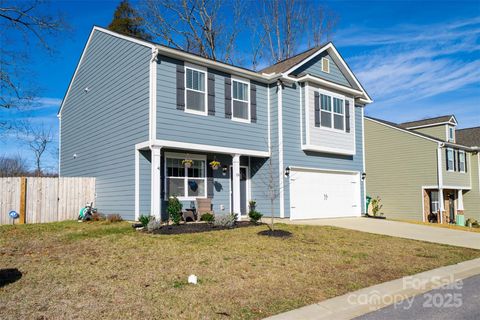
left=290, top=170, right=361, bottom=220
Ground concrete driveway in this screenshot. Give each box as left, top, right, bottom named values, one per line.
left=285, top=218, right=480, bottom=250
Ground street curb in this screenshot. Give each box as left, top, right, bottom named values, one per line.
left=264, top=257, right=480, bottom=320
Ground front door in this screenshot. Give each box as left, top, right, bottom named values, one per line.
left=448, top=193, right=455, bottom=223
left=230, top=167, right=248, bottom=215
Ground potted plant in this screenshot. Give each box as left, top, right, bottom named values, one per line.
left=182, top=159, right=193, bottom=168
left=210, top=160, right=221, bottom=170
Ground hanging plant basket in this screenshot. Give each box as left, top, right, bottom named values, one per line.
left=182, top=159, right=193, bottom=168
left=210, top=160, right=221, bottom=170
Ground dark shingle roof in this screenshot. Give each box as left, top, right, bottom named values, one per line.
left=259, top=46, right=325, bottom=74
left=366, top=116, right=444, bottom=142
left=456, top=127, right=480, bottom=147
left=399, top=115, right=455, bottom=128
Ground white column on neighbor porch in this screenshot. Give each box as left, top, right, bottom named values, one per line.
left=151, top=146, right=162, bottom=220
left=438, top=188, right=444, bottom=223
left=457, top=189, right=464, bottom=210
left=232, top=154, right=241, bottom=215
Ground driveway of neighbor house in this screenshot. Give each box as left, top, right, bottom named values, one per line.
left=284, top=218, right=480, bottom=250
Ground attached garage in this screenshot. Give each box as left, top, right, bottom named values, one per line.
left=289, top=168, right=361, bottom=220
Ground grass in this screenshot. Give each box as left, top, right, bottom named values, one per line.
left=1, top=221, right=479, bottom=319
left=395, top=219, right=480, bottom=233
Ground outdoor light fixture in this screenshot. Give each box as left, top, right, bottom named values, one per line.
left=284, top=166, right=290, bottom=177
left=73, top=153, right=77, bottom=159
left=222, top=165, right=228, bottom=176
left=361, top=172, right=367, bottom=180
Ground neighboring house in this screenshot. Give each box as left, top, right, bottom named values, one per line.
left=58, top=26, right=372, bottom=221
left=365, top=115, right=480, bottom=223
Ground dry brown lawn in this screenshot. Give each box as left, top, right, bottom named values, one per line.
left=1, top=221, right=479, bottom=319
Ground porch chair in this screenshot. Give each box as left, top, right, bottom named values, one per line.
left=196, top=198, right=213, bottom=221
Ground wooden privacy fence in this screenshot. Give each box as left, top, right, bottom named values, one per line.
left=0, top=177, right=96, bottom=225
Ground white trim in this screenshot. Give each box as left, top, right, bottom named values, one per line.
left=58, top=114, right=61, bottom=176
left=232, top=154, right=241, bottom=215
left=365, top=117, right=441, bottom=143
left=301, top=144, right=356, bottom=156
left=282, top=43, right=372, bottom=103
left=436, top=146, right=444, bottom=223
left=58, top=26, right=155, bottom=116
left=446, top=148, right=454, bottom=172
left=459, top=150, right=466, bottom=173
left=149, top=48, right=158, bottom=142
left=277, top=82, right=285, bottom=218
left=457, top=189, right=464, bottom=211
left=267, top=84, right=271, bottom=152
left=228, top=165, right=251, bottom=216
left=153, top=139, right=269, bottom=157
left=184, top=66, right=208, bottom=116
left=151, top=146, right=162, bottom=220
left=231, top=77, right=251, bottom=123
left=164, top=152, right=207, bottom=201
left=289, top=166, right=360, bottom=175
left=305, top=82, right=311, bottom=144
left=404, top=117, right=458, bottom=130
left=422, top=185, right=471, bottom=191
left=421, top=187, right=426, bottom=223
left=135, top=147, right=140, bottom=221
left=361, top=107, right=366, bottom=214
left=299, top=82, right=303, bottom=145
left=316, top=88, right=347, bottom=132
left=293, top=75, right=366, bottom=98
left=321, top=57, right=330, bottom=73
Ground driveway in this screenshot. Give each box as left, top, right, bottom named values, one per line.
left=285, top=218, right=480, bottom=250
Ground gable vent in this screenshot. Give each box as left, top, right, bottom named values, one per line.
left=321, top=57, right=330, bottom=73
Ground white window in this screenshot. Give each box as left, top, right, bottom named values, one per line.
left=448, top=127, right=455, bottom=142
left=321, top=57, right=330, bottom=73
left=232, top=79, right=250, bottom=121
left=459, top=151, right=466, bottom=172
left=447, top=148, right=454, bottom=171
left=185, top=67, right=207, bottom=114
left=166, top=155, right=206, bottom=200
left=430, top=191, right=439, bottom=213
left=319, top=92, right=345, bottom=131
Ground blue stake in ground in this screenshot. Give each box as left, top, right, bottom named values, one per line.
left=9, top=211, right=19, bottom=225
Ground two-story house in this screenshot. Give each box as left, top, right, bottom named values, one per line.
left=59, top=26, right=372, bottom=221
left=365, top=115, right=480, bottom=223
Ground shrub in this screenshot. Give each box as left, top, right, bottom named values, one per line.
left=214, top=213, right=237, bottom=228
left=167, top=196, right=183, bottom=225
left=147, top=217, right=162, bottom=232
left=200, top=212, right=215, bottom=223
left=248, top=200, right=257, bottom=212
left=370, top=196, right=383, bottom=216
left=139, top=215, right=151, bottom=228
left=91, top=212, right=106, bottom=221
left=106, top=214, right=123, bottom=223
left=248, top=210, right=263, bottom=224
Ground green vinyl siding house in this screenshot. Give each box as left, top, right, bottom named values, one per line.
left=365, top=115, right=480, bottom=223
left=59, top=26, right=372, bottom=221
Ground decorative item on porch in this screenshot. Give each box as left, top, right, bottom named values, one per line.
left=209, top=160, right=221, bottom=170
left=182, top=158, right=193, bottom=168
left=222, top=165, right=228, bottom=176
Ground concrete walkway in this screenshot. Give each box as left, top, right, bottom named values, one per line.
left=279, top=217, right=480, bottom=250
left=265, top=257, right=480, bottom=320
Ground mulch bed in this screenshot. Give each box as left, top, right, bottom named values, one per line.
left=151, top=221, right=256, bottom=235
left=257, top=229, right=293, bottom=238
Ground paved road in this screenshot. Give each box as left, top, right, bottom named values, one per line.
left=356, top=275, right=480, bottom=320
left=283, top=217, right=480, bottom=249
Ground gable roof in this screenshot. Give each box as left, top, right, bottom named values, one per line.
left=400, top=115, right=457, bottom=129
left=259, top=46, right=324, bottom=74
left=456, top=126, right=480, bottom=147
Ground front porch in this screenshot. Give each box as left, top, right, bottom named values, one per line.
left=134, top=141, right=270, bottom=221
left=423, top=188, right=466, bottom=224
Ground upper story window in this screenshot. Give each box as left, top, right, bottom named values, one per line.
left=459, top=151, right=466, bottom=172
left=166, top=155, right=206, bottom=200
left=319, top=93, right=345, bottom=131
left=448, top=127, right=455, bottom=142
left=446, top=148, right=454, bottom=171
left=321, top=57, right=330, bottom=73
left=232, top=79, right=250, bottom=122
left=185, top=67, right=207, bottom=114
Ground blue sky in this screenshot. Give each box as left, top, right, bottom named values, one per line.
left=1, top=0, right=479, bottom=171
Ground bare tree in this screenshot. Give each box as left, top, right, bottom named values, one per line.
left=19, top=123, right=53, bottom=176
left=0, top=154, right=29, bottom=177
left=0, top=1, right=67, bottom=111
left=141, top=0, right=243, bottom=63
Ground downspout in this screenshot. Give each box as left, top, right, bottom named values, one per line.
left=437, top=143, right=445, bottom=223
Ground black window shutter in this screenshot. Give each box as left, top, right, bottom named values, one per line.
left=207, top=162, right=214, bottom=198
left=314, top=92, right=320, bottom=127
left=465, top=153, right=468, bottom=172
left=250, top=84, right=257, bottom=123
left=225, top=76, right=232, bottom=118
left=445, top=149, right=450, bottom=171
left=208, top=71, right=215, bottom=116
left=345, top=100, right=351, bottom=133
left=454, top=150, right=457, bottom=171
left=176, top=63, right=185, bottom=110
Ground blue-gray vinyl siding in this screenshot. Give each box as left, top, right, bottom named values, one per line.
left=281, top=84, right=365, bottom=217
left=139, top=150, right=151, bottom=216
left=156, top=56, right=269, bottom=152
left=292, top=52, right=352, bottom=88
left=60, top=30, right=151, bottom=220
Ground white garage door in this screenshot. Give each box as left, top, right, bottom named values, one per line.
left=289, top=169, right=361, bottom=220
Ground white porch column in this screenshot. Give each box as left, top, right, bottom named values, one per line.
left=232, top=154, right=241, bottom=215
left=438, top=188, right=444, bottom=223
left=151, top=146, right=162, bottom=220
left=135, top=148, right=140, bottom=221
left=457, top=189, right=464, bottom=211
